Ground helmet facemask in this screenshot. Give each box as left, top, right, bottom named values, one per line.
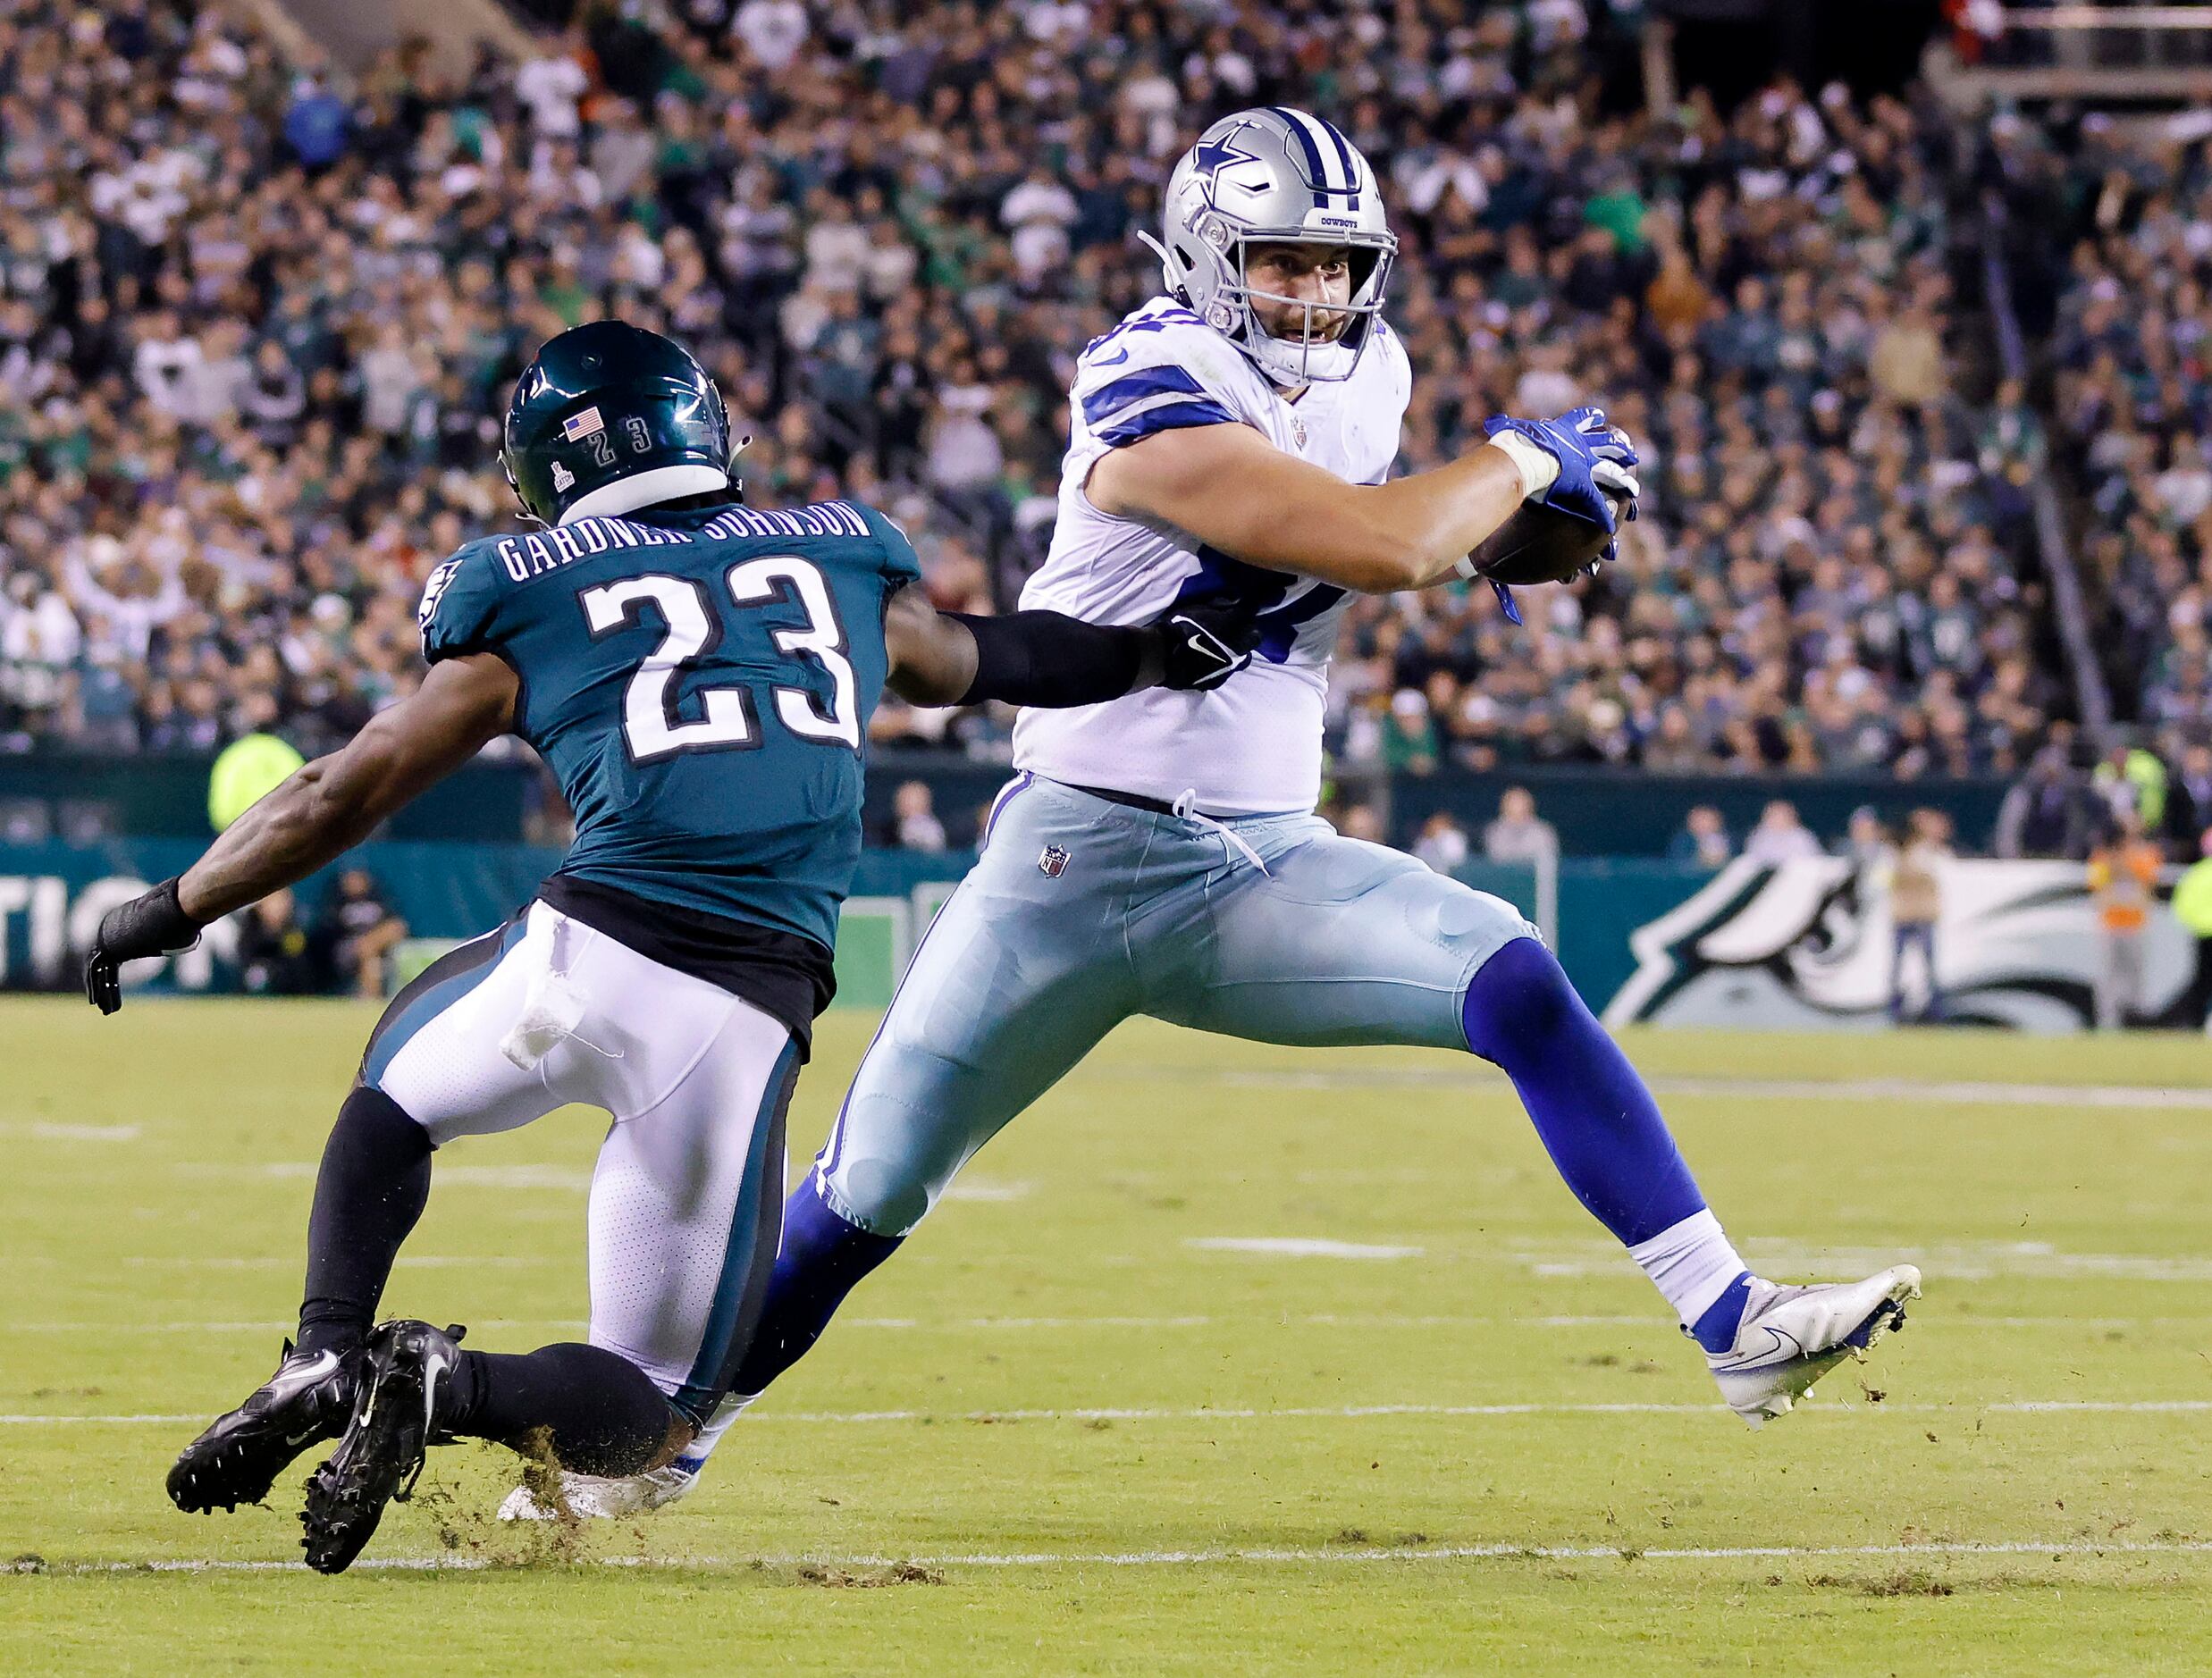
left=1211, top=224, right=1396, bottom=386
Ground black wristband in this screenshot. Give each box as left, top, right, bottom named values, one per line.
left=952, top=610, right=1147, bottom=708
left=105, top=876, right=204, bottom=957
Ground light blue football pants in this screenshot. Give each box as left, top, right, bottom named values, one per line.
left=816, top=776, right=1537, bottom=1235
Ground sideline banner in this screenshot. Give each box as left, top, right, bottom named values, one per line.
left=0, top=840, right=971, bottom=1003
left=0, top=839, right=565, bottom=992
left=7, top=841, right=2189, bottom=1032
left=1602, top=857, right=2199, bottom=1034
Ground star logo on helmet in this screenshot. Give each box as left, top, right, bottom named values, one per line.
left=1193, top=125, right=1262, bottom=192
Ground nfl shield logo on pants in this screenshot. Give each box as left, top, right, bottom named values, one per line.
left=1038, top=844, right=1070, bottom=878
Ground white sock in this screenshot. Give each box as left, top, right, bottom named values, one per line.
left=1627, top=1209, right=1748, bottom=1328
left=673, top=1391, right=751, bottom=1470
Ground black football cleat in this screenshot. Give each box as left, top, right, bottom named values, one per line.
left=299, top=1320, right=466, bottom=1575
left=168, top=1340, right=363, bottom=1514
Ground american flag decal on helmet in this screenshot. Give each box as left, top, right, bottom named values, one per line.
left=560, top=405, right=605, bottom=442
left=1038, top=844, right=1070, bottom=878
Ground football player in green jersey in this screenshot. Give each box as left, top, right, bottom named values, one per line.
left=86, top=321, right=1258, bottom=1573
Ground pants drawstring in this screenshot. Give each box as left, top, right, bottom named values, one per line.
left=1172, top=788, right=1271, bottom=876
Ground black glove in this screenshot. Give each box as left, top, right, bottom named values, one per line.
left=85, top=877, right=203, bottom=1016
left=1151, top=600, right=1261, bottom=692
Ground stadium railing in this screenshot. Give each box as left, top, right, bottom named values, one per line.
left=1978, top=186, right=2114, bottom=738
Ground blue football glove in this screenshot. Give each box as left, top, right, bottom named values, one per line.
left=1483, top=407, right=1642, bottom=563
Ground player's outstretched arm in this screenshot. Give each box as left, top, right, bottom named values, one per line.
left=1088, top=413, right=1634, bottom=594
left=882, top=583, right=1257, bottom=709
left=84, top=653, right=517, bottom=1014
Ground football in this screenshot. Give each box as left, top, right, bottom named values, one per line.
left=1463, top=490, right=1629, bottom=587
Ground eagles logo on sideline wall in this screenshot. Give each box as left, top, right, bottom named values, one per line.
left=1603, top=857, right=2197, bottom=1034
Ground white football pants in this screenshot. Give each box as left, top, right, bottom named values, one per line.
left=360, top=902, right=795, bottom=1421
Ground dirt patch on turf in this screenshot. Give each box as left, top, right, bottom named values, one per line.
left=782, top=1562, right=946, bottom=1589
left=1808, top=1568, right=1954, bottom=1598
left=1803, top=1568, right=2080, bottom=1599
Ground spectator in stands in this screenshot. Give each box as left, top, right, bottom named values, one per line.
left=236, top=886, right=315, bottom=996
left=282, top=76, right=352, bottom=170
left=1996, top=747, right=2095, bottom=860
left=2166, top=744, right=2212, bottom=863
left=2088, top=812, right=2163, bottom=1030
left=1667, top=804, right=1733, bottom=869
left=1870, top=301, right=1948, bottom=407
left=1340, top=804, right=1387, bottom=845
left=732, top=0, right=808, bottom=71
left=1846, top=807, right=1893, bottom=871
left=893, top=779, right=946, bottom=854
left=1743, top=800, right=1823, bottom=866
left=1385, top=690, right=1440, bottom=776
left=314, top=868, right=408, bottom=1000
left=2092, top=741, right=2166, bottom=832
left=1411, top=811, right=1471, bottom=877
left=1483, top=787, right=1559, bottom=867
left=1888, top=810, right=1951, bottom=1024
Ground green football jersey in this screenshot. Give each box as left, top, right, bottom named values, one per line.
left=416, top=498, right=922, bottom=951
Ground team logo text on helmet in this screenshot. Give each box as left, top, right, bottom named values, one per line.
left=1141, top=108, right=1397, bottom=388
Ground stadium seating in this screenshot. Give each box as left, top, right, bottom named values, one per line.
left=0, top=0, right=2067, bottom=775
left=2048, top=121, right=2212, bottom=741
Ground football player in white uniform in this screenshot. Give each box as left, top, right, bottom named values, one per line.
left=509, top=107, right=1920, bottom=1522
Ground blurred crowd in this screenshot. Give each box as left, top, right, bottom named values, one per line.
left=1327, top=70, right=2060, bottom=780
left=0, top=0, right=2066, bottom=777
left=2044, top=116, right=2212, bottom=746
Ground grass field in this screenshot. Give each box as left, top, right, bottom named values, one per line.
left=4, top=998, right=2211, bottom=1674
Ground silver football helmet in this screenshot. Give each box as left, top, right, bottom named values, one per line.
left=1142, top=107, right=1397, bottom=387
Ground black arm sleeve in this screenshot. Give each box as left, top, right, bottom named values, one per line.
left=950, top=610, right=1149, bottom=708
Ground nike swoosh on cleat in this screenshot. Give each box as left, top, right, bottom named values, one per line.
left=420, top=1352, right=451, bottom=1440
left=263, top=1349, right=341, bottom=1405
left=1721, top=1326, right=1804, bottom=1370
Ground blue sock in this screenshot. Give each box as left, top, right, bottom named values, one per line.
left=1690, top=1273, right=1754, bottom=1353
left=1460, top=937, right=1708, bottom=1246
left=726, top=1171, right=903, bottom=1399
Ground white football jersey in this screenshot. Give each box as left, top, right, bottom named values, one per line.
left=1011, top=297, right=1412, bottom=814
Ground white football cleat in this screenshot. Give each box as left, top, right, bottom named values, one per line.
left=1703, top=1264, right=1922, bottom=1428
left=497, top=1462, right=699, bottom=1523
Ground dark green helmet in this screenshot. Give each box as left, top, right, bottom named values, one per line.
left=501, top=321, right=735, bottom=524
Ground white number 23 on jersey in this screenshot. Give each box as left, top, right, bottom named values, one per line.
left=579, top=556, right=861, bottom=762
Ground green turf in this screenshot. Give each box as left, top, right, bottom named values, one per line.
left=4, top=998, right=2210, bottom=1674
